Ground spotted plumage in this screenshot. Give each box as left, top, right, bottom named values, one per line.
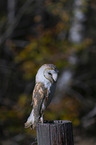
left=25, top=64, right=58, bottom=129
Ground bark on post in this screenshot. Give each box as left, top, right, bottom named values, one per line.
left=37, top=120, right=74, bottom=145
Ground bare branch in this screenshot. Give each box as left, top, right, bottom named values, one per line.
left=0, top=0, right=34, bottom=45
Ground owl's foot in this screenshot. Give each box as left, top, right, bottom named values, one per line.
left=40, top=115, right=43, bottom=123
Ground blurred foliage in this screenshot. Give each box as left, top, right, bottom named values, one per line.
left=44, top=96, right=82, bottom=126
left=0, top=0, right=96, bottom=144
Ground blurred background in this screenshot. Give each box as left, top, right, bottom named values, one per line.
left=0, top=0, right=96, bottom=144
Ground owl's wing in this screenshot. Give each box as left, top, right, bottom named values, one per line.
left=25, top=83, right=48, bottom=128
left=41, top=83, right=56, bottom=113
left=32, top=82, right=48, bottom=119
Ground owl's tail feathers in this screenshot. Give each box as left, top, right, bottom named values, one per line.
left=25, top=109, right=35, bottom=129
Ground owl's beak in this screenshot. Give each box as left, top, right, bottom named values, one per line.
left=53, top=73, right=58, bottom=82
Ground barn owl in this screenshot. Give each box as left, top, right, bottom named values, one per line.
left=25, top=64, right=58, bottom=129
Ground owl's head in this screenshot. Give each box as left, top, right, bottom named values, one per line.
left=36, top=64, right=58, bottom=85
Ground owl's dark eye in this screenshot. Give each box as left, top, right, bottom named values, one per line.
left=48, top=72, right=52, bottom=76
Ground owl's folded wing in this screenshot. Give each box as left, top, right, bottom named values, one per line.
left=32, top=82, right=48, bottom=117
left=25, top=82, right=48, bottom=129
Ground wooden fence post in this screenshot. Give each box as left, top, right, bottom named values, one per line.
left=36, top=120, right=74, bottom=145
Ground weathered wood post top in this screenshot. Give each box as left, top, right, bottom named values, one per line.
left=37, top=120, right=74, bottom=145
